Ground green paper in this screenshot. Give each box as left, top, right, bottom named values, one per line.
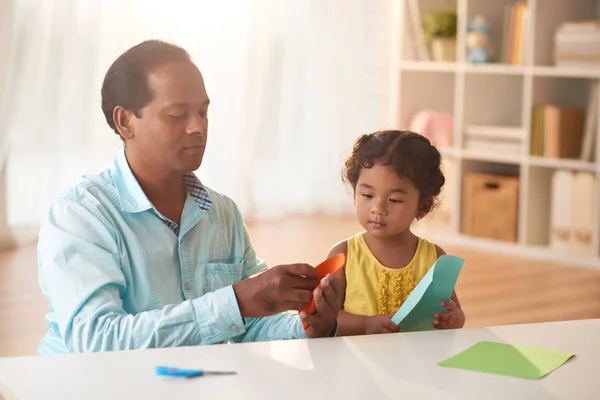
left=438, top=341, right=575, bottom=379
left=391, top=255, right=464, bottom=331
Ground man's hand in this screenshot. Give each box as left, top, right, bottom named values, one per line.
left=364, top=314, right=402, bottom=335
left=433, top=300, right=465, bottom=330
left=232, top=264, right=319, bottom=318
left=299, top=274, right=341, bottom=338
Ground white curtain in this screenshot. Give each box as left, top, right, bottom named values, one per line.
left=1, top=0, right=397, bottom=233
left=0, top=0, right=17, bottom=247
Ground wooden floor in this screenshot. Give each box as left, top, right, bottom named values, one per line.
left=1, top=215, right=600, bottom=357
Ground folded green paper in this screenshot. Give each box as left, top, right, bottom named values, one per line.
left=438, top=341, right=575, bottom=379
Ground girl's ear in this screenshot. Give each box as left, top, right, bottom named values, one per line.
left=417, top=197, right=435, bottom=220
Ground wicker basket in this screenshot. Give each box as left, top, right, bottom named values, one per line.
left=462, top=173, right=520, bottom=242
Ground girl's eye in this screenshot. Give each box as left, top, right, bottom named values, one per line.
left=390, top=199, right=403, bottom=204
left=169, top=114, right=186, bottom=120
left=361, top=194, right=373, bottom=199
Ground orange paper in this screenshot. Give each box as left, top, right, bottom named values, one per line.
left=301, top=253, right=346, bottom=330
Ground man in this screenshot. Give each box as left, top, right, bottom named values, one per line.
left=36, top=40, right=340, bottom=354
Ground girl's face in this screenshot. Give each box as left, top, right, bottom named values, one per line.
left=354, top=163, right=424, bottom=239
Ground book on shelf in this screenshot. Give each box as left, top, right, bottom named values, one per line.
left=463, top=125, right=524, bottom=154
left=581, top=82, right=597, bottom=162
left=554, top=19, right=600, bottom=68
left=530, top=105, right=585, bottom=159
left=550, top=170, right=596, bottom=258
left=501, top=0, right=528, bottom=65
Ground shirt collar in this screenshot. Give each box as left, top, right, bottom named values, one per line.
left=110, top=148, right=153, bottom=213
left=110, top=148, right=212, bottom=214
left=182, top=173, right=212, bottom=212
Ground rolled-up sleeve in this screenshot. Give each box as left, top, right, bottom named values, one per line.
left=38, top=196, right=245, bottom=352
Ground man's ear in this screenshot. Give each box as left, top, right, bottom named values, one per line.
left=113, top=106, right=135, bottom=140
left=417, top=197, right=434, bottom=220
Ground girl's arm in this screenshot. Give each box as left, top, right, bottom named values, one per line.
left=328, top=241, right=363, bottom=335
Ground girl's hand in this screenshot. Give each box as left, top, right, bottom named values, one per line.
left=364, top=314, right=403, bottom=335
left=300, top=274, right=342, bottom=338
left=433, top=300, right=465, bottom=329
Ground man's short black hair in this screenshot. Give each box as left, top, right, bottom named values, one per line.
left=101, top=40, right=192, bottom=135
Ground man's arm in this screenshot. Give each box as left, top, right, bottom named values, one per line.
left=230, top=215, right=308, bottom=342
left=230, top=207, right=339, bottom=342
left=38, top=196, right=246, bottom=353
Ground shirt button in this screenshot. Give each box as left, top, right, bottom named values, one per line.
left=185, top=283, right=192, bottom=291
left=231, top=324, right=239, bottom=332
left=74, top=316, right=81, bottom=324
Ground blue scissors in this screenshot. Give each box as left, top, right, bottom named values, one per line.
left=155, top=366, right=237, bottom=378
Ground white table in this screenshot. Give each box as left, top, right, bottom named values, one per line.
left=1, top=319, right=598, bottom=399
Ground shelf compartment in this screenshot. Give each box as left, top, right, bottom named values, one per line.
left=526, top=166, right=597, bottom=259
left=531, top=77, right=594, bottom=161
left=463, top=74, right=524, bottom=127
left=532, top=76, right=593, bottom=109
left=460, top=163, right=521, bottom=243
left=526, top=166, right=553, bottom=246
left=401, top=0, right=458, bottom=62
left=533, top=0, right=599, bottom=67
left=466, top=0, right=529, bottom=66
left=400, top=70, right=455, bottom=147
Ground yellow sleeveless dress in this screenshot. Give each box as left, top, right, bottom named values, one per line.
left=343, top=233, right=438, bottom=316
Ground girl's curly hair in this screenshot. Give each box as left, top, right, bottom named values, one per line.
left=343, top=130, right=445, bottom=212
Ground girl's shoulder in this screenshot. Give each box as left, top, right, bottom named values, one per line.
left=327, top=238, right=348, bottom=259
left=415, top=235, right=444, bottom=258
left=327, top=232, right=365, bottom=259
left=412, top=236, right=445, bottom=278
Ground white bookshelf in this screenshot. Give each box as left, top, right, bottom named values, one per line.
left=390, top=0, right=600, bottom=268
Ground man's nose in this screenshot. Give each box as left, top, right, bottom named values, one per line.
left=186, top=114, right=207, bottom=135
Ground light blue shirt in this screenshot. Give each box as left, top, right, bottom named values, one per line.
left=37, top=148, right=308, bottom=355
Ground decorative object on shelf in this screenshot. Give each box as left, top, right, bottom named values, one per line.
left=408, top=109, right=454, bottom=148
left=422, top=9, right=457, bottom=62
left=466, top=15, right=494, bottom=63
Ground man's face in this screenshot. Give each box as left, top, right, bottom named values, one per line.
left=128, top=60, right=210, bottom=174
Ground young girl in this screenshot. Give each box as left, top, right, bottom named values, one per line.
left=329, top=130, right=465, bottom=336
